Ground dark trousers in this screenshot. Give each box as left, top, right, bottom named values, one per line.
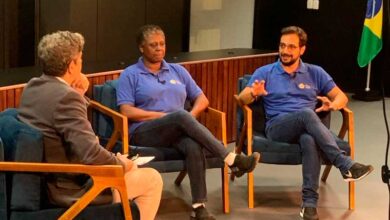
left=131, top=110, right=229, bottom=203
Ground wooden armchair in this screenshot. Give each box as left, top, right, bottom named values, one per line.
left=0, top=108, right=139, bottom=220
left=234, top=74, right=355, bottom=210
left=90, top=79, right=230, bottom=213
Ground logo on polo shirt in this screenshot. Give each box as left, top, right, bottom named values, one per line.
left=169, top=79, right=182, bottom=85
left=298, top=83, right=311, bottom=89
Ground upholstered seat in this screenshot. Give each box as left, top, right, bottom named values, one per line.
left=0, top=108, right=140, bottom=220
left=91, top=79, right=230, bottom=213
left=235, top=74, right=355, bottom=209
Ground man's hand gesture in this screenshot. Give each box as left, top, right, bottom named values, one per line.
left=315, top=96, right=336, bottom=112
left=251, top=80, right=268, bottom=97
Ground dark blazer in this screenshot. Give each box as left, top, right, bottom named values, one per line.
left=18, top=74, right=121, bottom=207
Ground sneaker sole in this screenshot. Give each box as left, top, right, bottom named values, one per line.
left=233, top=152, right=261, bottom=177
left=343, top=165, right=374, bottom=182
left=299, top=209, right=319, bottom=220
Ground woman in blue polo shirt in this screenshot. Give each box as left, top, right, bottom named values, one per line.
left=117, top=24, right=260, bottom=220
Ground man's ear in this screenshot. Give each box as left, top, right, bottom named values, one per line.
left=67, top=60, right=75, bottom=74
left=300, top=45, right=306, bottom=56
left=139, top=46, right=144, bottom=53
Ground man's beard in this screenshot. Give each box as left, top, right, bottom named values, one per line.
left=280, top=53, right=298, bottom=67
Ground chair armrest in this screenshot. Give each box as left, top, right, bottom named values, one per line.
left=89, top=100, right=129, bottom=154
left=337, top=107, right=355, bottom=160
left=234, top=95, right=253, bottom=155
left=0, top=162, right=132, bottom=220
left=200, top=107, right=227, bottom=147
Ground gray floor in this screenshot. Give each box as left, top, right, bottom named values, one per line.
left=155, top=96, right=389, bottom=220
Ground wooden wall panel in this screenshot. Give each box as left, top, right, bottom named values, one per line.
left=0, top=91, right=5, bottom=110
left=0, top=84, right=24, bottom=110
left=0, top=54, right=277, bottom=142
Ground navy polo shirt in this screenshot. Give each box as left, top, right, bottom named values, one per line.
left=117, top=57, right=202, bottom=133
left=247, top=60, right=336, bottom=126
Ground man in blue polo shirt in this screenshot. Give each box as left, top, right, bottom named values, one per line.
left=238, top=26, right=373, bottom=220
left=117, top=24, right=260, bottom=220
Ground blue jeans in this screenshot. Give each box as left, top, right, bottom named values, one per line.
left=130, top=110, right=229, bottom=203
left=265, top=108, right=354, bottom=208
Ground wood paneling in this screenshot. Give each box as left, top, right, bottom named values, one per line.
left=0, top=54, right=277, bottom=142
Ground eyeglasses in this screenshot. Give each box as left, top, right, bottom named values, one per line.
left=279, top=43, right=299, bottom=50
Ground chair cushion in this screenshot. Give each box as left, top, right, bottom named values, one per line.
left=0, top=109, right=43, bottom=212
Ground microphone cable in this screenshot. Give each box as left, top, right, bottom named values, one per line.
left=380, top=74, right=390, bottom=220
left=381, top=1, right=390, bottom=220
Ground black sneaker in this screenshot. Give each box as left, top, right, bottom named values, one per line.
left=300, top=207, right=319, bottom=220
left=342, top=162, right=374, bottom=182
left=230, top=152, right=260, bottom=177
left=190, top=206, right=215, bottom=220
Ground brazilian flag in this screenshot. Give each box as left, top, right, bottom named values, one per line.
left=357, top=0, right=383, bottom=67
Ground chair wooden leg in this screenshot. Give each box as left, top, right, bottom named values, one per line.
left=174, top=171, right=187, bottom=186
left=321, top=165, right=332, bottom=182
left=349, top=181, right=355, bottom=210
left=222, top=165, right=230, bottom=213
left=248, top=171, right=254, bottom=208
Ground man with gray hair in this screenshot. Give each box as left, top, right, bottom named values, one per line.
left=18, top=31, right=162, bottom=220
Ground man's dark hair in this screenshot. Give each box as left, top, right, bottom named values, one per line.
left=281, top=26, right=308, bottom=47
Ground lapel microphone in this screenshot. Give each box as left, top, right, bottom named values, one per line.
left=157, top=78, right=166, bottom=84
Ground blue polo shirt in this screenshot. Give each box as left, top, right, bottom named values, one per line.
left=247, top=60, right=336, bottom=126
left=117, top=57, right=202, bottom=133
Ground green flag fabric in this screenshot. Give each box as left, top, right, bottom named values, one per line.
left=357, top=0, right=383, bottom=68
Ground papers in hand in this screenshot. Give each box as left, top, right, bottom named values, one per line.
left=133, top=156, right=155, bottom=165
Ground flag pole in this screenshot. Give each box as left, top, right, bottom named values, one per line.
left=354, top=60, right=381, bottom=101
left=365, top=0, right=375, bottom=92
left=365, top=62, right=372, bottom=92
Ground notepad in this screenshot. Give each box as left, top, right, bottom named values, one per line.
left=133, top=156, right=155, bottom=165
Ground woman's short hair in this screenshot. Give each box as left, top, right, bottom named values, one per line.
left=136, top=24, right=164, bottom=47
left=38, top=31, right=84, bottom=76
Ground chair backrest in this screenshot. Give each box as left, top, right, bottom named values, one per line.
left=0, top=108, right=44, bottom=213
left=92, top=80, right=119, bottom=142
left=237, top=74, right=331, bottom=138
